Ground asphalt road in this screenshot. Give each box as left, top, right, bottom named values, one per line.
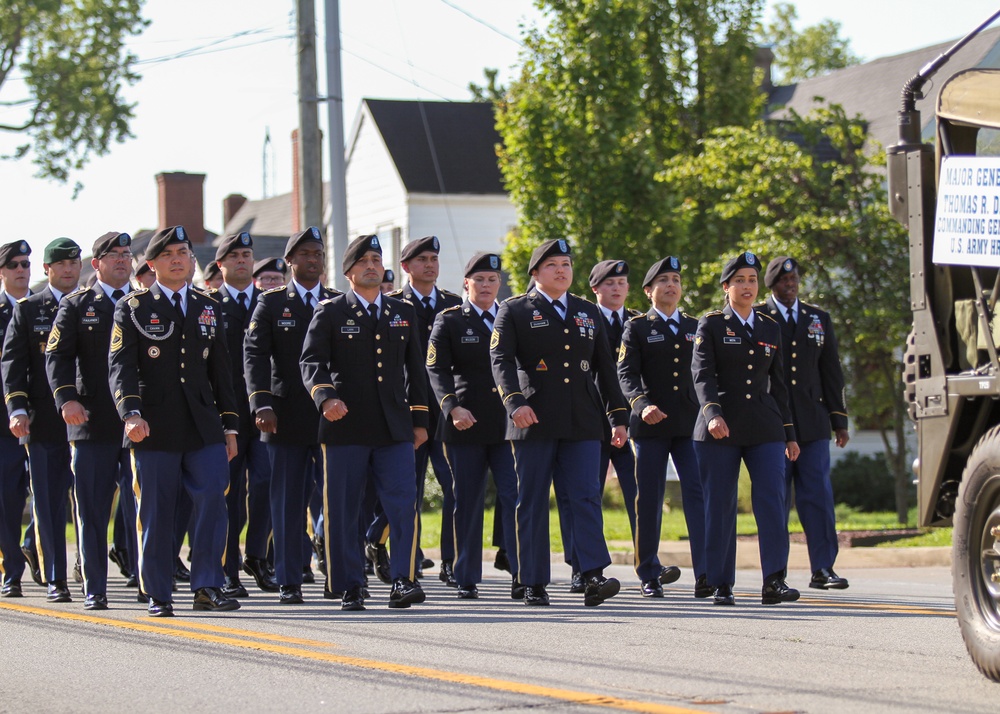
left=0, top=560, right=995, bottom=713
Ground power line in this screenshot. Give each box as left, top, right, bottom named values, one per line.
left=437, top=0, right=524, bottom=47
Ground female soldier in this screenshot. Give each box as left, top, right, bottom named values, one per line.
left=691, top=252, right=800, bottom=606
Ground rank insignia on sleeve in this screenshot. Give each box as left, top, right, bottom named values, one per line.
left=426, top=342, right=437, bottom=366
left=45, top=326, right=60, bottom=352
left=490, top=330, right=500, bottom=349
left=618, top=343, right=626, bottom=362
left=110, top=324, right=123, bottom=353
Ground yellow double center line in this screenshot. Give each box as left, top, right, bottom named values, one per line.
left=0, top=601, right=705, bottom=714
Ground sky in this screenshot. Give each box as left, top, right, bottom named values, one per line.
left=3, top=0, right=1000, bottom=283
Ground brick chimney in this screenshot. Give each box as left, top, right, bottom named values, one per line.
left=156, top=172, right=206, bottom=244
left=291, top=129, right=301, bottom=234
left=223, top=193, right=248, bottom=228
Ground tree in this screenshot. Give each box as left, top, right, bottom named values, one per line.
left=759, top=2, right=861, bottom=83
left=0, top=0, right=148, bottom=187
left=662, top=105, right=912, bottom=521
left=495, top=0, right=764, bottom=295
left=468, top=68, right=506, bottom=103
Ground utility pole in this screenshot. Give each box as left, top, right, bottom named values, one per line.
left=324, top=0, right=349, bottom=291
left=297, top=0, right=323, bottom=232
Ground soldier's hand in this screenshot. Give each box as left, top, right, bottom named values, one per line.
left=451, top=407, right=477, bottom=431
left=641, top=405, right=667, bottom=425
left=786, top=441, right=800, bottom=461
left=708, top=416, right=729, bottom=439
left=255, top=409, right=278, bottom=434
left=610, top=425, right=628, bottom=448
left=9, top=414, right=29, bottom=439
left=225, top=433, right=238, bottom=462
left=321, top=398, right=348, bottom=422
left=511, top=405, right=539, bottom=429
left=413, top=426, right=428, bottom=450
left=61, top=400, right=88, bottom=426
left=124, top=415, right=149, bottom=443
left=834, top=428, right=850, bottom=448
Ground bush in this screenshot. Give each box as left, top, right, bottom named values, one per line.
left=829, top=452, right=910, bottom=512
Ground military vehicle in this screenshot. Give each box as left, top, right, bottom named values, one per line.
left=891, top=8, right=1000, bottom=681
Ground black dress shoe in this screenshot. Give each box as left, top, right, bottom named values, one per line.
left=323, top=586, right=344, bottom=600
left=222, top=576, right=250, bottom=598
left=523, top=585, right=549, bottom=606
left=84, top=593, right=108, bottom=611
left=46, top=580, right=72, bottom=603
left=365, top=541, right=391, bottom=585
left=137, top=590, right=150, bottom=603
left=640, top=580, right=663, bottom=598
left=173, top=557, right=191, bottom=582
left=108, top=546, right=131, bottom=579
left=511, top=578, right=526, bottom=600
left=125, top=575, right=138, bottom=588
left=810, top=568, right=849, bottom=590
left=439, top=561, right=457, bottom=587
left=148, top=598, right=174, bottom=617
left=1, top=581, right=23, bottom=597
left=312, top=535, right=327, bottom=577
left=388, top=578, right=425, bottom=609
left=762, top=577, right=800, bottom=605
left=659, top=565, right=682, bottom=585
left=494, top=549, right=510, bottom=573
left=456, top=584, right=479, bottom=599
left=302, top=566, right=315, bottom=584
left=584, top=576, right=620, bottom=606
left=193, top=587, right=241, bottom=612
left=568, top=571, right=585, bottom=594
left=279, top=585, right=304, bottom=604
left=713, top=584, right=735, bottom=606
left=421, top=557, right=434, bottom=570
left=694, top=574, right=714, bottom=599
left=242, top=556, right=280, bottom=592
left=22, top=546, right=42, bottom=586
left=341, top=586, right=365, bottom=611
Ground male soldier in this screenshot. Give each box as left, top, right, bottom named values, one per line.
left=379, top=235, right=461, bottom=584
left=491, top=239, right=628, bottom=606
left=212, top=232, right=275, bottom=597
left=617, top=257, right=709, bottom=598
left=2, top=238, right=81, bottom=603
left=758, top=257, right=850, bottom=591
left=133, top=259, right=155, bottom=289
left=252, top=257, right=287, bottom=292
left=203, top=261, right=224, bottom=290
left=108, top=225, right=241, bottom=617
left=0, top=241, right=31, bottom=597
left=301, top=234, right=428, bottom=611
left=245, top=227, right=336, bottom=604
left=380, top=268, right=395, bottom=295
left=45, top=232, right=136, bottom=610
left=426, top=252, right=518, bottom=599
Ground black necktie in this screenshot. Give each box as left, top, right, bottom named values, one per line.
left=667, top=318, right=679, bottom=334
left=238, top=292, right=248, bottom=310
left=745, top=320, right=753, bottom=339
left=552, top=300, right=566, bottom=319
left=173, top=291, right=184, bottom=319
left=304, top=292, right=314, bottom=309
left=111, top=289, right=125, bottom=303
left=422, top=295, right=433, bottom=315
left=482, top=311, right=494, bottom=330
left=786, top=307, right=795, bottom=329
left=369, top=302, right=380, bottom=327
left=610, top=310, right=623, bottom=344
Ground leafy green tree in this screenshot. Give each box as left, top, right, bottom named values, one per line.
left=495, top=0, right=764, bottom=295
left=759, top=2, right=861, bottom=83
left=469, top=68, right=505, bottom=103
left=0, top=0, right=148, bottom=186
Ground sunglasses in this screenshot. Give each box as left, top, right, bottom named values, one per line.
left=4, top=260, right=29, bottom=270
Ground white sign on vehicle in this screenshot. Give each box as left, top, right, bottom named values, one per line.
left=933, top=155, right=1000, bottom=266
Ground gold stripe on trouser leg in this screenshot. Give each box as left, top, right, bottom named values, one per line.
left=408, top=472, right=419, bottom=582
left=442, top=443, right=460, bottom=577
left=508, top=441, right=522, bottom=584
left=130, top=449, right=147, bottom=597
left=69, top=441, right=89, bottom=592
left=630, top=439, right=641, bottom=575
left=27, top=445, right=47, bottom=583
left=321, top=445, right=332, bottom=588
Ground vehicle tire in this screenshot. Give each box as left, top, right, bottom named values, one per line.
left=954, top=425, right=1000, bottom=681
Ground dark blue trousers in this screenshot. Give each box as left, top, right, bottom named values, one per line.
left=443, top=441, right=518, bottom=586
left=0, top=437, right=27, bottom=586
left=267, top=443, right=317, bottom=587
left=72, top=441, right=131, bottom=595
left=224, top=433, right=271, bottom=578
left=322, top=442, right=417, bottom=593
left=633, top=437, right=704, bottom=581
left=132, top=445, right=229, bottom=602
left=694, top=440, right=788, bottom=587
left=416, top=438, right=454, bottom=562
left=512, top=439, right=610, bottom=586
left=27, top=441, right=73, bottom=584
left=786, top=439, right=838, bottom=572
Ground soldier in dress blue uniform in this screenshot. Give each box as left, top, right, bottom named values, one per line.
left=691, top=251, right=801, bottom=606
left=491, top=239, right=628, bottom=607
left=426, top=252, right=518, bottom=599
left=757, top=256, right=850, bottom=591
left=2, top=238, right=81, bottom=603
left=210, top=232, right=275, bottom=598
left=300, top=234, right=429, bottom=611
left=244, top=227, right=336, bottom=604
left=202, top=261, right=223, bottom=290
left=618, top=257, right=710, bottom=598
left=252, top=257, right=287, bottom=292
left=0, top=241, right=32, bottom=598
left=108, top=226, right=241, bottom=617
left=45, top=232, right=136, bottom=610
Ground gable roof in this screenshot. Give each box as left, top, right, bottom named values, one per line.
left=362, top=99, right=505, bottom=195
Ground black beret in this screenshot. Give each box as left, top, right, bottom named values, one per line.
left=527, top=239, right=572, bottom=274
left=92, top=232, right=132, bottom=260
left=135, top=260, right=151, bottom=277
left=0, top=240, right=31, bottom=267
left=203, top=261, right=221, bottom=282
left=464, top=252, right=502, bottom=277
left=642, top=256, right=682, bottom=288
left=382, top=268, right=395, bottom=283
left=284, top=226, right=324, bottom=258
left=764, top=256, right=798, bottom=288
left=145, top=226, right=191, bottom=261
left=400, top=235, right=440, bottom=262
left=720, top=251, right=762, bottom=284
left=342, top=234, right=383, bottom=274
left=588, top=259, right=628, bottom=287
left=44, top=237, right=82, bottom=264
left=252, top=257, right=287, bottom=277
left=215, top=231, right=253, bottom=261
